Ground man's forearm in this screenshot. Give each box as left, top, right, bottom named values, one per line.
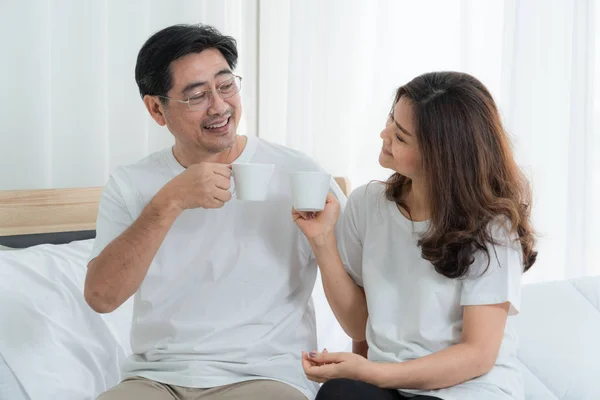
left=84, top=192, right=182, bottom=313
left=312, top=235, right=368, bottom=341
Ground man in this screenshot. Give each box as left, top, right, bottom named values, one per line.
left=85, top=23, right=346, bottom=400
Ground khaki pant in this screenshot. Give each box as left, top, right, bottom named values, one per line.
left=97, top=376, right=308, bottom=400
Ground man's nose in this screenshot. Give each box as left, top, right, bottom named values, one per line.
left=207, top=91, right=228, bottom=115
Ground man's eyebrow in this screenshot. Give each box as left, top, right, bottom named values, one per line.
left=181, top=69, right=233, bottom=95
left=214, top=68, right=233, bottom=78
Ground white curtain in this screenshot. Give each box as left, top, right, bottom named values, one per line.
left=500, top=0, right=599, bottom=282
left=0, top=0, right=257, bottom=190
left=259, top=0, right=599, bottom=282
left=1, top=0, right=598, bottom=281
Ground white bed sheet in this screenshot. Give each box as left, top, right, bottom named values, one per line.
left=0, top=239, right=133, bottom=400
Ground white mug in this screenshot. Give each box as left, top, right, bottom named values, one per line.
left=289, top=171, right=331, bottom=212
left=231, top=163, right=275, bottom=201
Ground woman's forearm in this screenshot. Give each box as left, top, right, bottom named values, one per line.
left=311, top=234, right=368, bottom=341
left=370, top=343, right=493, bottom=391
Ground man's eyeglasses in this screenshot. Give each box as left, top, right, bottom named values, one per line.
left=158, top=75, right=242, bottom=110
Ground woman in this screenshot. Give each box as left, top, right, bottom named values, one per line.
left=293, top=71, right=537, bottom=400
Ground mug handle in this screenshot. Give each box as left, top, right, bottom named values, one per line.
left=229, top=170, right=236, bottom=195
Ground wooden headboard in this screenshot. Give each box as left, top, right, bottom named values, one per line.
left=0, top=176, right=351, bottom=239
left=0, top=187, right=103, bottom=237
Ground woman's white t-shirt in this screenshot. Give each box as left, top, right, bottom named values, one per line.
left=341, top=182, right=525, bottom=400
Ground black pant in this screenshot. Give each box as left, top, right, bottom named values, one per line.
left=315, top=378, right=442, bottom=400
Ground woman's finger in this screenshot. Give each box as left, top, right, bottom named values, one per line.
left=302, top=211, right=318, bottom=219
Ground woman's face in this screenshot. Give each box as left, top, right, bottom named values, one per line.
left=378, top=96, right=423, bottom=180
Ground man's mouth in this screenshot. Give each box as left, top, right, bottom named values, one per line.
left=203, top=116, right=231, bottom=130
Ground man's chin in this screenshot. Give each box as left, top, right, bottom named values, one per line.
left=200, top=131, right=236, bottom=154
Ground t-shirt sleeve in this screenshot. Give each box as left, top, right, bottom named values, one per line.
left=460, top=222, right=524, bottom=315
left=88, top=173, right=134, bottom=263
left=337, top=189, right=364, bottom=287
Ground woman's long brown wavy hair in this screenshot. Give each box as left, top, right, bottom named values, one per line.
left=386, top=71, right=537, bottom=278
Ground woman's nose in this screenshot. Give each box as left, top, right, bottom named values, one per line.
left=380, top=127, right=390, bottom=140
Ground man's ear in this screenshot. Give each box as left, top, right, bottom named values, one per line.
left=143, top=95, right=167, bottom=126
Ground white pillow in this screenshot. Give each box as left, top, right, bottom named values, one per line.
left=0, top=240, right=133, bottom=400
left=513, top=276, right=600, bottom=400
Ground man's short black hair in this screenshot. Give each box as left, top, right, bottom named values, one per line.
left=135, top=23, right=238, bottom=99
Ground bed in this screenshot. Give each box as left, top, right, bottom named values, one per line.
left=0, top=178, right=353, bottom=400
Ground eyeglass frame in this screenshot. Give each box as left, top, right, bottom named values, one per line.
left=156, top=74, right=242, bottom=110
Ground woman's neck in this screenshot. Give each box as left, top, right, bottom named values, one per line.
left=401, top=180, right=431, bottom=222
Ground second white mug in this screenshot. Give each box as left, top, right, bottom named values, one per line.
left=290, top=171, right=331, bottom=212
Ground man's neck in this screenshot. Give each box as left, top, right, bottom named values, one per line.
left=173, top=135, right=247, bottom=167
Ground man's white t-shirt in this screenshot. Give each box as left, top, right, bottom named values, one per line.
left=340, top=182, right=525, bottom=400
left=89, top=135, right=347, bottom=399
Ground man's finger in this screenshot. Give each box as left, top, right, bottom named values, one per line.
left=204, top=196, right=227, bottom=209
left=215, top=175, right=231, bottom=190
left=213, top=189, right=232, bottom=204
left=213, top=164, right=232, bottom=178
